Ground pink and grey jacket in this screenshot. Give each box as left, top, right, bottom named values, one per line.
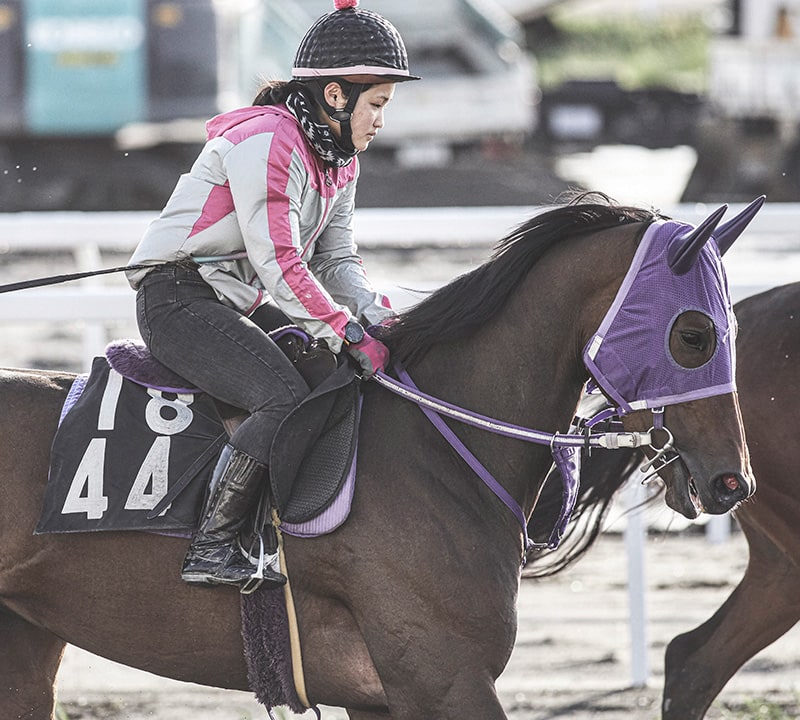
left=126, top=104, right=392, bottom=353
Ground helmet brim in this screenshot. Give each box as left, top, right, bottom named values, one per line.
left=292, top=66, right=420, bottom=83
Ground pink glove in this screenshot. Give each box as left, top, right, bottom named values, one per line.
left=346, top=335, right=389, bottom=378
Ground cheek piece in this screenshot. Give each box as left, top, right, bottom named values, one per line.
left=308, top=82, right=364, bottom=154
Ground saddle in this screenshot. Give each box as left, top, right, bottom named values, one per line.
left=36, top=330, right=361, bottom=537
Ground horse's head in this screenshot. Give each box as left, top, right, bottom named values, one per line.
left=583, top=197, right=765, bottom=518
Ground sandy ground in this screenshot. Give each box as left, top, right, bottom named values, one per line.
left=52, top=529, right=800, bottom=720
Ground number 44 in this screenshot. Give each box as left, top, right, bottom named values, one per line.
left=62, top=373, right=196, bottom=520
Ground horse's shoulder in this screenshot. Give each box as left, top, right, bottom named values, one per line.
left=735, top=282, right=800, bottom=382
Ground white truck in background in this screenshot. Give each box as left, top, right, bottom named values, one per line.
left=684, top=0, right=800, bottom=201
left=708, top=0, right=800, bottom=122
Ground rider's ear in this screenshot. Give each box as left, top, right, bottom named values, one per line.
left=323, top=82, right=344, bottom=109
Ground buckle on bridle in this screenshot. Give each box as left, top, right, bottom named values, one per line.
left=639, top=426, right=679, bottom=485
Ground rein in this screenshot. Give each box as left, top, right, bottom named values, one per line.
left=373, top=364, right=655, bottom=561
left=0, top=253, right=249, bottom=294
left=374, top=368, right=652, bottom=451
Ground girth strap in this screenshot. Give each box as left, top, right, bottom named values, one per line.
left=147, top=433, right=227, bottom=519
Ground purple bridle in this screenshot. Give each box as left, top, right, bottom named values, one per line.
left=373, top=197, right=765, bottom=562
left=374, top=365, right=650, bottom=559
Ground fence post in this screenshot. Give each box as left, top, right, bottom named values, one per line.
left=74, top=241, right=108, bottom=372
left=623, top=478, right=650, bottom=687
left=706, top=514, right=731, bottom=544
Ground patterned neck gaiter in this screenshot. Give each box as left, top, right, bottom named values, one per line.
left=285, top=90, right=356, bottom=168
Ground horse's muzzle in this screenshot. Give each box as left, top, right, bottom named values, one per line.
left=664, top=458, right=753, bottom=519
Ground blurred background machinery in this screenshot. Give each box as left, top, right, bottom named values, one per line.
left=0, top=0, right=797, bottom=211
left=0, top=0, right=219, bottom=209
left=683, top=0, right=800, bottom=201
left=0, top=0, right=538, bottom=210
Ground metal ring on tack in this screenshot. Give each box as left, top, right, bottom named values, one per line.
left=640, top=425, right=679, bottom=484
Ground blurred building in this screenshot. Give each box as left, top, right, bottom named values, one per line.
left=235, top=0, right=539, bottom=163
left=0, top=0, right=540, bottom=209
left=685, top=0, right=800, bottom=201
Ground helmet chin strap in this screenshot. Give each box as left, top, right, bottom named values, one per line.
left=306, top=81, right=363, bottom=154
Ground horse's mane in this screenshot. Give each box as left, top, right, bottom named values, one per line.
left=381, top=192, right=658, bottom=366
left=523, top=448, right=651, bottom=578
left=378, top=192, right=661, bottom=574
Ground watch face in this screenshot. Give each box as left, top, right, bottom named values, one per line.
left=345, top=321, right=364, bottom=344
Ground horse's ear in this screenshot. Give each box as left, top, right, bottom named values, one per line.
left=714, top=195, right=766, bottom=256
left=668, top=204, right=728, bottom=275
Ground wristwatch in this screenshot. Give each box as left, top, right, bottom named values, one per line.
left=344, top=320, right=365, bottom=345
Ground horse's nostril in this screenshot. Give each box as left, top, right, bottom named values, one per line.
left=714, top=473, right=749, bottom=503
left=722, top=474, right=740, bottom=492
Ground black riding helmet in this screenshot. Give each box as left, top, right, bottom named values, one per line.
left=292, top=0, right=420, bottom=152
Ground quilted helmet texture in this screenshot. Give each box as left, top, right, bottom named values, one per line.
left=292, top=0, right=420, bottom=82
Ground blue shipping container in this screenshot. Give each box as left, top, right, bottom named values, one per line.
left=25, top=0, right=146, bottom=134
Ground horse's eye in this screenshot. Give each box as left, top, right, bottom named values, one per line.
left=680, top=331, right=706, bottom=351
left=670, top=310, right=717, bottom=369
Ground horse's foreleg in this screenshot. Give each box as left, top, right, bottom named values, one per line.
left=356, top=624, right=509, bottom=720
left=662, top=516, right=800, bottom=720
left=0, top=610, right=66, bottom=720
left=299, top=593, right=507, bottom=718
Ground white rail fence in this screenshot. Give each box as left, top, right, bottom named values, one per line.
left=1, top=204, right=796, bottom=367
left=1, top=205, right=798, bottom=687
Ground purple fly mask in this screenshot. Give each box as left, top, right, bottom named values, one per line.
left=583, top=197, right=765, bottom=416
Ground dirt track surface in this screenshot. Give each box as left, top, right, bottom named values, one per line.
left=55, top=530, right=800, bottom=720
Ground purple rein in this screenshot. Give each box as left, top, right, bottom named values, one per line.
left=373, top=365, right=652, bottom=563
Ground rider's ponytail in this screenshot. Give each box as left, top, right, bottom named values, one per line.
left=252, top=80, right=296, bottom=106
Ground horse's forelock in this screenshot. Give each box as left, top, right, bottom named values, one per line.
left=383, top=195, right=658, bottom=367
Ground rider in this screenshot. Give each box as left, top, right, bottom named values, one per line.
left=126, top=0, right=419, bottom=590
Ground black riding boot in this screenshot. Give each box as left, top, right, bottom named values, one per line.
left=181, top=445, right=287, bottom=589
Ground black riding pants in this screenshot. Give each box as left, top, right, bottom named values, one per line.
left=135, top=264, right=309, bottom=465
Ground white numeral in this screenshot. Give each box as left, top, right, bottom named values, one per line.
left=62, top=378, right=197, bottom=521
left=62, top=438, right=110, bottom=520
left=145, top=389, right=194, bottom=435
left=98, top=370, right=124, bottom=431
left=125, top=436, right=171, bottom=513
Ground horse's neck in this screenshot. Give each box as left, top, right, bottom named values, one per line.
left=405, top=319, right=584, bottom=524
left=403, top=228, right=636, bottom=522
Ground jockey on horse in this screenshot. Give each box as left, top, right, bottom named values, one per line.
left=125, top=0, right=419, bottom=591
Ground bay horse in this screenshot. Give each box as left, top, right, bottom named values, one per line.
left=663, top=280, right=800, bottom=720
left=0, top=195, right=758, bottom=720
left=526, top=281, right=800, bottom=720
